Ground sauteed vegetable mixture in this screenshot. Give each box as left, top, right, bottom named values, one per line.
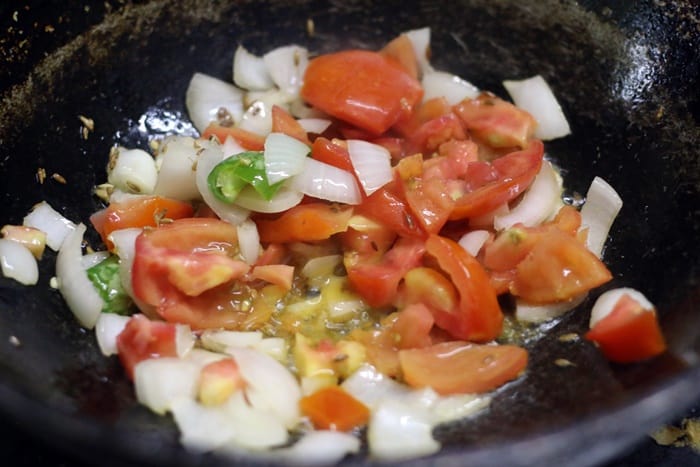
left=0, top=28, right=667, bottom=462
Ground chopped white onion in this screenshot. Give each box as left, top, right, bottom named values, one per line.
left=458, top=230, right=490, bottom=257
left=590, top=287, right=654, bottom=328
left=80, top=251, right=110, bottom=270
left=94, top=312, right=130, bottom=356
left=56, top=224, right=104, bottom=329
left=289, top=98, right=327, bottom=119
left=0, top=238, right=39, bottom=285
left=176, top=324, right=195, bottom=357
left=493, top=160, right=562, bottom=230
left=269, top=431, right=361, bottom=466
left=580, top=176, right=623, bottom=258
left=194, top=141, right=251, bottom=225
left=264, top=132, right=310, bottom=184
left=403, top=27, right=434, bottom=76
left=183, top=348, right=228, bottom=368
left=225, top=347, right=301, bottom=428
left=368, top=399, right=440, bottom=461
left=220, top=391, right=289, bottom=450
left=237, top=100, right=273, bottom=136
left=236, top=219, right=261, bottom=265
left=233, top=183, right=303, bottom=213
left=200, top=330, right=264, bottom=353
left=300, top=254, right=342, bottom=279
left=422, top=70, right=480, bottom=105
left=263, top=45, right=309, bottom=97
left=346, top=140, right=393, bottom=196
left=185, top=72, right=245, bottom=133
left=153, top=136, right=202, bottom=201
left=233, top=45, right=274, bottom=91
left=503, top=75, right=571, bottom=141
left=134, top=358, right=201, bottom=415
left=515, top=294, right=586, bottom=323
left=289, top=158, right=362, bottom=205
left=107, top=147, right=158, bottom=195
left=255, top=337, right=288, bottom=362
left=297, top=118, right=332, bottom=135
left=108, top=189, right=146, bottom=205
left=22, top=201, right=76, bottom=251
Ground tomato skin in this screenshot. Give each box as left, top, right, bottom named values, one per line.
left=116, top=314, right=178, bottom=379
left=510, top=229, right=612, bottom=303
left=453, top=94, right=536, bottom=148
left=301, top=50, right=423, bottom=135
left=271, top=105, right=311, bottom=145
left=91, top=196, right=194, bottom=251
left=345, top=236, right=425, bottom=308
left=354, top=183, right=425, bottom=238
left=202, top=123, right=265, bottom=150
left=585, top=294, right=666, bottom=363
left=424, top=235, right=503, bottom=342
left=449, top=139, right=544, bottom=220
left=391, top=303, right=435, bottom=349
left=255, top=203, right=353, bottom=243
left=399, top=341, right=527, bottom=394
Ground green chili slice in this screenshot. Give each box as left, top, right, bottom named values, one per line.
left=207, top=151, right=283, bottom=203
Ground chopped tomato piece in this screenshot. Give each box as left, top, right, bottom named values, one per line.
left=399, top=341, right=528, bottom=394
left=585, top=294, right=666, bottom=363
left=131, top=218, right=262, bottom=330
left=250, top=264, right=295, bottom=291
left=271, top=105, right=311, bottom=145
left=116, top=314, right=178, bottom=379
left=449, top=139, right=544, bottom=220
left=391, top=303, right=435, bottom=349
left=424, top=235, right=503, bottom=342
left=202, top=123, right=265, bottom=150
left=345, top=236, right=425, bottom=307
left=453, top=94, right=536, bottom=148
left=379, top=33, right=419, bottom=79
left=354, top=182, right=425, bottom=238
left=91, top=196, right=194, bottom=251
left=301, top=50, right=423, bottom=135
left=255, top=203, right=353, bottom=243
left=510, top=229, right=612, bottom=303
left=398, top=158, right=455, bottom=235
left=300, top=385, right=370, bottom=431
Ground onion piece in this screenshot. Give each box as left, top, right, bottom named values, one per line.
left=225, top=347, right=301, bottom=428
left=580, top=176, right=623, bottom=258
left=403, top=27, right=434, bottom=77
left=108, top=227, right=141, bottom=299
left=176, top=324, right=195, bottom=357
left=56, top=224, right=104, bottom=329
left=185, top=72, right=245, bottom=133
left=237, top=100, right=273, bottom=136
left=346, top=140, right=393, bottom=196
left=236, top=219, right=261, bottom=265
left=220, top=391, right=289, bottom=450
left=458, top=230, right=490, bottom=257
left=590, top=287, right=654, bottom=328
left=503, top=75, right=571, bottom=141
left=80, top=251, right=110, bottom=270
left=134, top=358, right=200, bottom=415
left=107, top=147, right=158, bottom=195
left=267, top=431, right=361, bottom=466
left=153, top=136, right=202, bottom=201
left=94, top=312, right=130, bottom=356
left=493, top=160, right=562, bottom=230
left=22, top=201, right=76, bottom=251
left=263, top=45, right=309, bottom=97
left=368, top=398, right=440, bottom=461
left=422, top=70, right=479, bottom=105
left=0, top=239, right=39, bottom=285
left=194, top=139, right=250, bottom=225
left=233, top=45, right=274, bottom=91
left=233, top=183, right=303, bottom=213
left=515, top=294, right=586, bottom=323
left=296, top=118, right=332, bottom=135
left=264, top=132, right=310, bottom=184
left=289, top=158, right=362, bottom=205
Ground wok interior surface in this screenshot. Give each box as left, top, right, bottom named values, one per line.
left=0, top=0, right=698, bottom=466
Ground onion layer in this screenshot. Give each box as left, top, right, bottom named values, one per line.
left=503, top=75, right=571, bottom=141
left=347, top=140, right=393, bottom=196
left=580, top=176, right=623, bottom=258
left=22, top=201, right=76, bottom=251
left=0, top=238, right=39, bottom=285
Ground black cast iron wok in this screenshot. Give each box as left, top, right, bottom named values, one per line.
left=0, top=1, right=698, bottom=466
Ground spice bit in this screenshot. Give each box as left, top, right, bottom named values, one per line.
left=78, top=115, right=94, bottom=131
left=9, top=335, right=21, bottom=347
left=554, top=358, right=576, bottom=367
left=44, top=24, right=54, bottom=33
left=558, top=332, right=580, bottom=343
left=81, top=126, right=89, bottom=140
left=36, top=167, right=47, bottom=184
left=49, top=276, right=59, bottom=289
left=94, top=182, right=114, bottom=202
left=51, top=172, right=67, bottom=184
left=306, top=18, right=315, bottom=37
